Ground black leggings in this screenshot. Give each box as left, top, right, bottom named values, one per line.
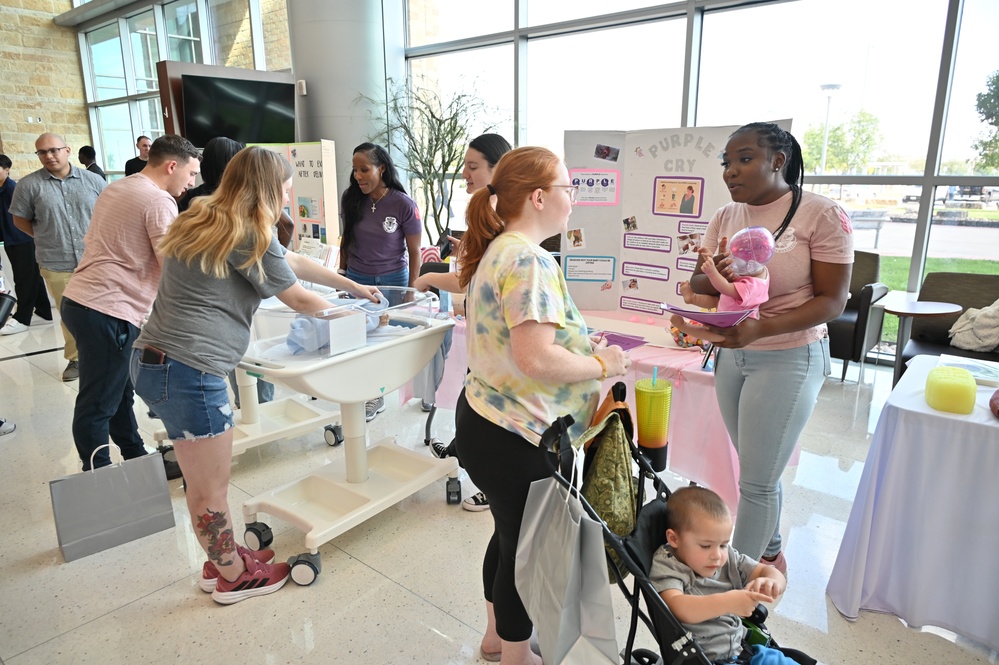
left=454, top=390, right=555, bottom=642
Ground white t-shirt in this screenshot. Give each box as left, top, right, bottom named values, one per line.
left=704, top=190, right=854, bottom=351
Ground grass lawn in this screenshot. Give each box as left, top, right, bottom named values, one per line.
left=877, top=257, right=998, bottom=342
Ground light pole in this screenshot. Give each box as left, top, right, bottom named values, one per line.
left=820, top=83, right=841, bottom=174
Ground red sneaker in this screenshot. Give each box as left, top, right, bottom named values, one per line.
left=199, top=545, right=275, bottom=592
left=211, top=552, right=290, bottom=605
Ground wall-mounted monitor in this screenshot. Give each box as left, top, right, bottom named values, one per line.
left=181, top=74, right=295, bottom=148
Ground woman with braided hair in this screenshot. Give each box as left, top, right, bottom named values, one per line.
left=682, top=122, right=854, bottom=575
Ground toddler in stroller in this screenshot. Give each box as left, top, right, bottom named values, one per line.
left=646, top=486, right=806, bottom=665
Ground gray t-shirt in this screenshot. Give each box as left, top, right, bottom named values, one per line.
left=135, top=234, right=297, bottom=377
left=8, top=164, right=106, bottom=271
left=648, top=544, right=758, bottom=662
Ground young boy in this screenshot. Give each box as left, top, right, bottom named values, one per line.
left=650, top=486, right=793, bottom=664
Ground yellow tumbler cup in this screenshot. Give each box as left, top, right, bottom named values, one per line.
left=635, top=378, right=672, bottom=456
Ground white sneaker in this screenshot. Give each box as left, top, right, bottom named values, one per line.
left=1, top=320, right=28, bottom=335
left=0, top=419, right=15, bottom=436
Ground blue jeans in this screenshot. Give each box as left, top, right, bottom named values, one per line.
left=227, top=369, right=275, bottom=409
left=130, top=351, right=234, bottom=440
left=61, top=298, right=147, bottom=471
left=713, top=338, right=829, bottom=559
left=345, top=266, right=408, bottom=287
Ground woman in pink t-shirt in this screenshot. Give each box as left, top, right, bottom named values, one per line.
left=686, top=122, right=854, bottom=575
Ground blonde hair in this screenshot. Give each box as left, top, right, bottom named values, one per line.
left=458, top=146, right=563, bottom=290
left=159, top=146, right=291, bottom=280
left=666, top=486, right=731, bottom=534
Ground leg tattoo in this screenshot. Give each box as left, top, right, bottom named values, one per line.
left=197, top=509, right=236, bottom=567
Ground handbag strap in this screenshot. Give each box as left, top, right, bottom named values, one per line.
left=89, top=443, right=123, bottom=472
left=540, top=414, right=576, bottom=482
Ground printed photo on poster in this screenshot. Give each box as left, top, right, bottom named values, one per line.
left=653, top=177, right=704, bottom=218
left=622, top=216, right=638, bottom=232
left=622, top=278, right=639, bottom=291
left=676, top=232, right=702, bottom=255
left=567, top=228, right=585, bottom=249
left=594, top=144, right=621, bottom=162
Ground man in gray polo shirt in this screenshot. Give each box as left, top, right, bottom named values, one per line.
left=10, top=132, right=106, bottom=381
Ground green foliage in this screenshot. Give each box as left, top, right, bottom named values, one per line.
left=974, top=71, right=999, bottom=170
left=802, top=111, right=881, bottom=174
left=361, top=76, right=496, bottom=244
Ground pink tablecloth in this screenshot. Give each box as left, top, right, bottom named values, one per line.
left=404, top=314, right=755, bottom=512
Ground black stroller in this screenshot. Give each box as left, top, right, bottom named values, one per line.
left=540, top=383, right=816, bottom=665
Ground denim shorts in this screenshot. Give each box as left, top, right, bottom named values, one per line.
left=130, top=349, right=234, bottom=440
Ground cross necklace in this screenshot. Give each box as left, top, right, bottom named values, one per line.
left=370, top=188, right=389, bottom=213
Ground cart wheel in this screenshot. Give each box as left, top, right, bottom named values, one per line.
left=324, top=424, right=343, bottom=447
left=244, top=522, right=274, bottom=550
left=289, top=552, right=322, bottom=586
left=446, top=477, right=462, bottom=504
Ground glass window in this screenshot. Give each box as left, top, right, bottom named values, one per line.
left=260, top=0, right=292, bottom=71
left=940, top=0, right=999, bottom=175
left=699, top=0, right=949, bottom=177
left=525, top=19, right=684, bottom=158
left=136, top=98, right=165, bottom=140
left=408, top=0, right=513, bottom=48
left=94, top=103, right=135, bottom=173
left=527, top=1, right=664, bottom=27
left=409, top=45, right=515, bottom=231
left=87, top=23, right=127, bottom=101
left=207, top=0, right=254, bottom=68
left=127, top=11, right=159, bottom=94
left=165, top=0, right=203, bottom=63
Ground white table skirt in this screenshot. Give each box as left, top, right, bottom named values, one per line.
left=826, top=354, right=999, bottom=651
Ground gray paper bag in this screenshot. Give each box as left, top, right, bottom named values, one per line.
left=515, top=476, right=618, bottom=665
left=49, top=448, right=175, bottom=562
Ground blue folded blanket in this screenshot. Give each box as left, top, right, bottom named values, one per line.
left=286, top=297, right=390, bottom=355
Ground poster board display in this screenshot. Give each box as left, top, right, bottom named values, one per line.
left=256, top=140, right=338, bottom=252
left=563, top=122, right=791, bottom=316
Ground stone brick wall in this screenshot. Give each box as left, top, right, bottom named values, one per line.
left=261, top=0, right=290, bottom=72
left=0, top=1, right=92, bottom=178
left=209, top=0, right=254, bottom=69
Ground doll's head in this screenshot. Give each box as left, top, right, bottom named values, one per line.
left=728, top=226, right=775, bottom=276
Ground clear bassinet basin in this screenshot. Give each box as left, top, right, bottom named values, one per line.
left=248, top=285, right=436, bottom=363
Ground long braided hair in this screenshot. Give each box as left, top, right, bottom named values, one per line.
left=731, top=122, right=804, bottom=241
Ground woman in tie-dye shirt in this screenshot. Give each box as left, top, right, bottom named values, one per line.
left=454, top=146, right=630, bottom=665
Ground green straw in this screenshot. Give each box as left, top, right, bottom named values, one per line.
left=652, top=367, right=658, bottom=386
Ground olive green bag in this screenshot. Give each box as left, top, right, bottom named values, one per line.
left=575, top=383, right=638, bottom=581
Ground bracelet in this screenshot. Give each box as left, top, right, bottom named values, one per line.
left=593, top=355, right=608, bottom=381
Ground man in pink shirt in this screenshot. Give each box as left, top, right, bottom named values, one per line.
left=62, top=135, right=200, bottom=471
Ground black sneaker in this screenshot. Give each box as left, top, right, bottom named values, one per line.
left=159, top=445, right=183, bottom=480
left=462, top=491, right=490, bottom=512
left=429, top=439, right=451, bottom=459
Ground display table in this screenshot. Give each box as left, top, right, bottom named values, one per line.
left=826, top=354, right=999, bottom=651
left=412, top=311, right=804, bottom=513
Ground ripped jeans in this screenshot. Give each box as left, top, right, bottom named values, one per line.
left=130, top=350, right=234, bottom=441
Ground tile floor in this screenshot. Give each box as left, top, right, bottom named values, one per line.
left=0, top=315, right=995, bottom=665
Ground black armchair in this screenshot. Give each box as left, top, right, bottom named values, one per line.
left=827, top=250, right=889, bottom=381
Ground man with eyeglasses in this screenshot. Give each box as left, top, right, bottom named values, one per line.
left=124, top=136, right=152, bottom=176
left=9, top=132, right=106, bottom=381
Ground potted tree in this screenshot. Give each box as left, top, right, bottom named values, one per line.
left=362, top=76, right=497, bottom=245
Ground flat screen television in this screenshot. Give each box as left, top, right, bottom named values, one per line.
left=181, top=74, right=295, bottom=147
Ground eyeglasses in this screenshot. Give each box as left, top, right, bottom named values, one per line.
left=549, top=185, right=579, bottom=203
left=35, top=147, right=68, bottom=157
